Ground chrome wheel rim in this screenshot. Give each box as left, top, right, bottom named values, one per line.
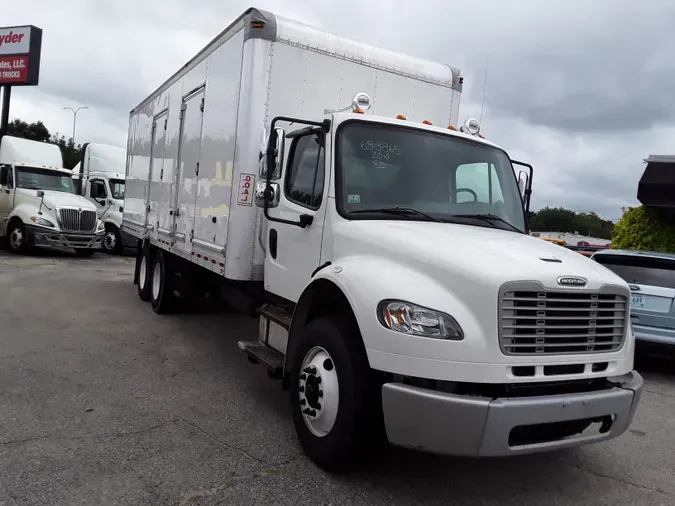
left=152, top=261, right=161, bottom=300
left=139, top=256, right=147, bottom=290
left=104, top=231, right=116, bottom=251
left=298, top=346, right=339, bottom=437
left=9, top=227, right=23, bottom=250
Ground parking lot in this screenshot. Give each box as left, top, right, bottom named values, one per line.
left=0, top=250, right=674, bottom=506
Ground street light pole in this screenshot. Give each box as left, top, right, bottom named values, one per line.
left=63, top=106, right=88, bottom=145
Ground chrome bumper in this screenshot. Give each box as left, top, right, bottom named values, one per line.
left=28, top=225, right=104, bottom=250
left=381, top=371, right=643, bottom=457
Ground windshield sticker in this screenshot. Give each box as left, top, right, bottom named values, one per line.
left=347, top=194, right=361, bottom=204
left=360, top=140, right=401, bottom=161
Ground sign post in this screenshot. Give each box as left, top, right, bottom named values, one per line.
left=0, top=25, right=43, bottom=137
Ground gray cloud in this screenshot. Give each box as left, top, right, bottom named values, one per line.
left=5, top=0, right=672, bottom=220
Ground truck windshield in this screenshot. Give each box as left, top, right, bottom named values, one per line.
left=109, top=179, right=125, bottom=200
left=336, top=122, right=526, bottom=232
left=15, top=166, right=75, bottom=194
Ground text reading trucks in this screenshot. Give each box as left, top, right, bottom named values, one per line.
left=0, top=135, right=104, bottom=255
left=123, top=8, right=643, bottom=472
left=73, top=142, right=134, bottom=254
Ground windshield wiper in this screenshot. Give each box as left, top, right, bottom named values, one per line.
left=350, top=207, right=442, bottom=222
left=450, top=213, right=522, bottom=233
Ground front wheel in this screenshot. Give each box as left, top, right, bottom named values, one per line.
left=289, top=316, right=383, bottom=473
left=7, top=221, right=29, bottom=254
left=102, top=226, right=122, bottom=255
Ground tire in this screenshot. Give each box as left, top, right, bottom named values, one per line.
left=289, top=316, right=383, bottom=473
left=102, top=225, right=122, bottom=255
left=6, top=221, right=29, bottom=254
left=150, top=249, right=176, bottom=314
left=74, top=249, right=96, bottom=257
left=137, top=246, right=152, bottom=301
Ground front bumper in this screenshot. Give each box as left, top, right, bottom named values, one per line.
left=27, top=224, right=104, bottom=250
left=382, top=371, right=643, bottom=457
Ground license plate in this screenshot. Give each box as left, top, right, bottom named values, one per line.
left=631, top=295, right=645, bottom=308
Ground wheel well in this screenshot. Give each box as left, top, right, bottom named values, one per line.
left=282, top=279, right=363, bottom=389
left=7, top=216, right=22, bottom=230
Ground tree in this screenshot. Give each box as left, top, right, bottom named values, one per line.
left=612, top=206, right=675, bottom=253
left=5, top=119, right=81, bottom=169
left=7, top=119, right=50, bottom=142
left=529, top=206, right=614, bottom=239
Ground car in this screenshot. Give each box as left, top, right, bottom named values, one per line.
left=591, top=249, right=675, bottom=348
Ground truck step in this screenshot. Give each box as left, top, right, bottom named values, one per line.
left=256, top=303, right=292, bottom=330
left=238, top=341, right=284, bottom=377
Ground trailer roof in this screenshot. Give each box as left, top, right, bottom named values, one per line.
left=131, top=7, right=461, bottom=114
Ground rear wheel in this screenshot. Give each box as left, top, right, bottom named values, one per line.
left=150, top=249, right=176, bottom=314
left=289, top=316, right=383, bottom=473
left=7, top=221, right=28, bottom=254
left=137, top=246, right=152, bottom=301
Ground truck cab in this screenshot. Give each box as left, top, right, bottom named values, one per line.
left=73, top=143, right=133, bottom=254
left=0, top=135, right=104, bottom=255
left=253, top=95, right=642, bottom=470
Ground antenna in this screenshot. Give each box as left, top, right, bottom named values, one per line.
left=479, top=56, right=489, bottom=125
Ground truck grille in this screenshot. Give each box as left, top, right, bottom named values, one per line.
left=58, top=208, right=97, bottom=232
left=499, top=283, right=628, bottom=355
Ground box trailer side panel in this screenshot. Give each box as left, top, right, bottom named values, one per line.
left=124, top=28, right=246, bottom=262
left=124, top=112, right=152, bottom=233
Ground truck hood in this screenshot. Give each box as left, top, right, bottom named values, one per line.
left=39, top=190, right=97, bottom=211
left=334, top=220, right=627, bottom=291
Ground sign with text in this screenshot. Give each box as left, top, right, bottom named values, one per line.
left=0, top=25, right=42, bottom=86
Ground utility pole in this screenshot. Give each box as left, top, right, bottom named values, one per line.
left=63, top=105, right=88, bottom=145
left=0, top=86, right=11, bottom=137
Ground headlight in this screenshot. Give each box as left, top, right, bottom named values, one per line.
left=377, top=300, right=464, bottom=340
left=30, top=216, right=55, bottom=228
left=96, top=220, right=105, bottom=232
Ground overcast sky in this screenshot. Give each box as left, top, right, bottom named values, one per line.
left=5, top=0, right=674, bottom=220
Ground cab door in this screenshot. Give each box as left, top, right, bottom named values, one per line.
left=263, top=129, right=329, bottom=302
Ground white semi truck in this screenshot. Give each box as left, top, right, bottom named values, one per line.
left=123, top=8, right=643, bottom=472
left=73, top=142, right=134, bottom=254
left=0, top=135, right=104, bottom=255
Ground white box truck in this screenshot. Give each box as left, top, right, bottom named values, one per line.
left=0, top=135, right=104, bottom=255
left=72, top=142, right=134, bottom=254
left=123, top=8, right=643, bottom=472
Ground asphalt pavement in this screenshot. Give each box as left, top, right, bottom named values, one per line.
left=0, top=249, right=674, bottom=506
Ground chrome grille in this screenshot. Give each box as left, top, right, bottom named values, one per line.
left=58, top=208, right=97, bottom=232
left=499, top=283, right=628, bottom=355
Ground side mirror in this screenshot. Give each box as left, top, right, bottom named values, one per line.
left=96, top=198, right=106, bottom=206
left=255, top=181, right=280, bottom=209
left=517, top=171, right=528, bottom=199
left=37, top=190, right=45, bottom=198
left=264, top=127, right=285, bottom=180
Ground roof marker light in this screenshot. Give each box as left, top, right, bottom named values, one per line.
left=422, top=120, right=432, bottom=125
left=396, top=114, right=407, bottom=120
left=447, top=125, right=457, bottom=131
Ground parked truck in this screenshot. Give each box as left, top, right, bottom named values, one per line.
left=72, top=142, right=133, bottom=254
left=123, top=8, right=643, bottom=472
left=0, top=135, right=104, bottom=255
